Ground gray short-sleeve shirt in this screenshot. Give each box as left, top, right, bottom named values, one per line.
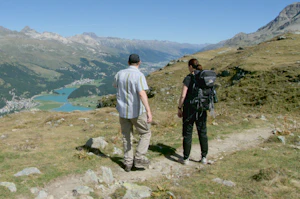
left=114, top=66, right=149, bottom=119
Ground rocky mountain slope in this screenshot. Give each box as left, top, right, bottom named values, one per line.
left=202, top=2, right=300, bottom=50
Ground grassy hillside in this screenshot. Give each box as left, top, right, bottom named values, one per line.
left=146, top=32, right=300, bottom=115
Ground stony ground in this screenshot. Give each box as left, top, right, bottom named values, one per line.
left=42, top=125, right=273, bottom=199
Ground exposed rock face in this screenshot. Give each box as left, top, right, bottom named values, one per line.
left=4, top=25, right=205, bottom=57
left=226, top=3, right=300, bottom=46
left=203, top=2, right=300, bottom=50
left=20, top=26, right=72, bottom=44
left=258, top=2, right=300, bottom=33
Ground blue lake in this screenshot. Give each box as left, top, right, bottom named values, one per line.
left=34, top=87, right=93, bottom=112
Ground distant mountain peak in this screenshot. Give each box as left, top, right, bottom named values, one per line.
left=20, top=26, right=38, bottom=34
left=83, top=32, right=98, bottom=39
left=279, top=2, right=300, bottom=19
left=0, top=26, right=12, bottom=33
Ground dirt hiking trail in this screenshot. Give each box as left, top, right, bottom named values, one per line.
left=44, top=126, right=273, bottom=199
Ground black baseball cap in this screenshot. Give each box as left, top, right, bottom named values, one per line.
left=128, top=54, right=140, bottom=63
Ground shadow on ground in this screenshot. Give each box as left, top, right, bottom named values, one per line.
left=149, top=143, right=182, bottom=163
left=75, top=145, right=109, bottom=157
left=109, top=156, right=146, bottom=172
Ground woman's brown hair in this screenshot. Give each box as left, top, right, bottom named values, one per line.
left=197, top=64, right=203, bottom=70
left=188, top=58, right=199, bottom=69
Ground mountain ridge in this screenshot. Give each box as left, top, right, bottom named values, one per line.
left=0, top=26, right=205, bottom=112
left=202, top=2, right=300, bottom=51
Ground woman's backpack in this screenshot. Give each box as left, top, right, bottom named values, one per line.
left=189, top=70, right=218, bottom=113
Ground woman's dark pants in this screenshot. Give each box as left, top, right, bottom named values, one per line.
left=182, top=108, right=208, bottom=160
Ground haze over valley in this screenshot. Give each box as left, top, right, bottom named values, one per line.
left=0, top=26, right=205, bottom=114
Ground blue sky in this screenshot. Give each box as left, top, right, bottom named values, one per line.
left=0, top=0, right=298, bottom=44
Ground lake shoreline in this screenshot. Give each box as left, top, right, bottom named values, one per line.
left=33, top=87, right=93, bottom=112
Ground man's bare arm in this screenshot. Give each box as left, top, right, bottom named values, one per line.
left=139, top=90, right=152, bottom=123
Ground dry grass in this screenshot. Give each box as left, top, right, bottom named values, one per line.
left=140, top=128, right=300, bottom=199
left=146, top=33, right=300, bottom=116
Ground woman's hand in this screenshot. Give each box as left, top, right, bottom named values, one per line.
left=177, top=109, right=183, bottom=118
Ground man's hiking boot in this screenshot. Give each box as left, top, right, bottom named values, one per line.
left=134, top=158, right=150, bottom=168
left=124, top=165, right=132, bottom=172
left=179, top=158, right=189, bottom=165
left=200, top=157, right=207, bottom=164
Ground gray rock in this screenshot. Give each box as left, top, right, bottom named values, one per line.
left=78, top=118, right=89, bottom=123
left=212, top=178, right=236, bottom=187
left=85, top=137, right=108, bottom=150
left=222, top=180, right=236, bottom=187
left=109, top=112, right=119, bottom=117
left=260, top=115, right=267, bottom=121
left=101, top=166, right=114, bottom=184
left=30, top=187, right=40, bottom=194
left=166, top=191, right=176, bottom=199
left=123, top=183, right=152, bottom=199
left=36, top=190, right=48, bottom=199
left=272, top=128, right=283, bottom=135
left=277, top=36, right=286, bottom=40
left=289, top=144, right=300, bottom=150
left=56, top=118, right=65, bottom=123
left=160, top=88, right=166, bottom=92
left=0, top=182, right=17, bottom=192
left=74, top=186, right=94, bottom=195
left=0, top=134, right=8, bottom=139
left=113, top=146, right=123, bottom=155
left=14, top=167, right=41, bottom=177
left=82, top=169, right=100, bottom=184
left=277, top=136, right=286, bottom=144
left=167, top=61, right=175, bottom=65
left=95, top=184, right=105, bottom=190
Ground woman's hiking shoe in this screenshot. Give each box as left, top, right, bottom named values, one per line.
left=179, top=158, right=189, bottom=165
left=200, top=157, right=207, bottom=164
left=134, top=158, right=150, bottom=168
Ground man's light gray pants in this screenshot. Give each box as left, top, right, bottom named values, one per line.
left=119, top=113, right=151, bottom=166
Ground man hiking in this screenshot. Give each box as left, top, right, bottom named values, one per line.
left=113, top=54, right=152, bottom=172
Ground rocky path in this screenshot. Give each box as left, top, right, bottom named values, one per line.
left=44, top=126, right=273, bottom=199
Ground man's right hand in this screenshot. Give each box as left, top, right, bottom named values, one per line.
left=147, top=112, right=152, bottom=123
